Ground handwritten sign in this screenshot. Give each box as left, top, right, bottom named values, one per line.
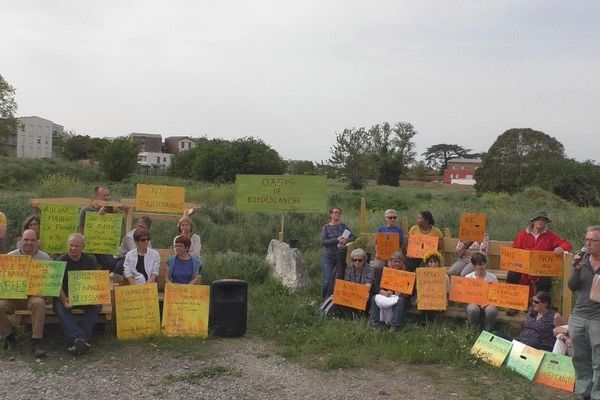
left=0, top=255, right=31, bottom=299
left=529, top=250, right=564, bottom=277
left=26, top=260, right=66, bottom=297
left=407, top=235, right=439, bottom=259
left=40, top=204, right=79, bottom=254
left=380, top=268, right=415, bottom=295
left=459, top=212, right=487, bottom=243
left=375, top=233, right=400, bottom=261
left=449, top=276, right=489, bottom=306
left=332, top=279, right=370, bottom=311
left=136, top=184, right=185, bottom=213
left=534, top=353, right=575, bottom=392
left=162, top=283, right=210, bottom=337
left=500, top=247, right=530, bottom=274
left=470, top=330, right=513, bottom=367
left=506, top=340, right=545, bottom=380
left=234, top=175, right=327, bottom=213
left=487, top=282, right=530, bottom=311
left=416, top=268, right=448, bottom=311
left=68, top=270, right=111, bottom=306
left=84, top=212, right=122, bottom=254
left=115, top=283, right=160, bottom=340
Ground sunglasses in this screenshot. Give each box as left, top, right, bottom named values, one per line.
left=532, top=299, right=540, bottom=304
left=352, top=258, right=364, bottom=262
left=386, top=216, right=397, bottom=219
left=138, top=238, right=150, bottom=242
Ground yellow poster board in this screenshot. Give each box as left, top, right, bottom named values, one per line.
left=162, top=283, right=210, bottom=337
left=487, top=282, right=530, bottom=311
left=68, top=270, right=111, bottom=306
left=115, top=283, right=160, bottom=340
left=459, top=212, right=487, bottom=243
left=26, top=260, right=66, bottom=297
left=84, top=212, right=123, bottom=254
left=380, top=268, right=415, bottom=295
left=449, top=276, right=489, bottom=306
left=40, top=204, right=80, bottom=254
left=136, top=184, right=185, bottom=213
left=407, top=235, right=439, bottom=259
left=470, top=330, right=513, bottom=367
left=500, top=247, right=531, bottom=274
left=375, top=233, right=400, bottom=261
left=0, top=255, right=31, bottom=299
left=332, top=279, right=370, bottom=311
left=416, top=268, right=448, bottom=311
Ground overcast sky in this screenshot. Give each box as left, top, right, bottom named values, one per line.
left=2, top=1, right=599, bottom=163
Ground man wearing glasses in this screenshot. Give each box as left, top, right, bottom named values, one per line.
left=569, top=226, right=600, bottom=400
left=375, top=209, right=405, bottom=261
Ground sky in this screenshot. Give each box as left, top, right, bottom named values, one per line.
left=2, top=1, right=599, bottom=163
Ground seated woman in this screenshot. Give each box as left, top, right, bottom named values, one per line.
left=123, top=228, right=160, bottom=285
left=173, top=216, right=201, bottom=260
left=447, top=233, right=489, bottom=277
left=514, top=291, right=565, bottom=351
left=334, top=248, right=373, bottom=318
left=412, top=250, right=450, bottom=311
left=464, top=252, right=498, bottom=331
left=370, top=251, right=409, bottom=333
left=167, top=236, right=202, bottom=285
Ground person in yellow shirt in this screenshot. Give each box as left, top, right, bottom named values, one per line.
left=405, top=211, right=443, bottom=272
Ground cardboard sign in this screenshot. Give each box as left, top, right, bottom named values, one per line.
left=375, top=233, right=400, bottom=261
left=84, top=212, right=122, bottom=254
left=162, top=283, right=210, bottom=337
left=0, top=255, right=31, bottom=299
left=449, top=276, right=489, bottom=306
left=534, top=353, right=575, bottom=392
left=506, top=340, right=545, bottom=380
left=234, top=174, right=327, bottom=214
left=416, top=268, right=448, bottom=311
left=407, top=235, right=439, bottom=259
left=40, top=204, right=80, bottom=254
left=529, top=250, right=563, bottom=277
left=332, top=279, right=370, bottom=311
left=380, top=268, right=415, bottom=295
left=115, top=283, right=160, bottom=340
left=470, top=330, right=513, bottom=367
left=459, top=212, right=487, bottom=243
left=68, top=270, right=111, bottom=306
left=500, top=247, right=530, bottom=274
left=487, top=282, right=530, bottom=311
left=26, top=260, right=66, bottom=297
left=136, top=184, right=185, bottom=213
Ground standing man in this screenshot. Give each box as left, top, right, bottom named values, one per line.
left=569, top=226, right=600, bottom=400
left=1, top=229, right=51, bottom=357
left=54, top=233, right=102, bottom=355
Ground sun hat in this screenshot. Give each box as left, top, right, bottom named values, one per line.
left=530, top=210, right=551, bottom=223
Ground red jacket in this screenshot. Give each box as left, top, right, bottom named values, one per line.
left=512, top=228, right=573, bottom=252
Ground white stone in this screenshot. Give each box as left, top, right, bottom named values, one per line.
left=266, top=239, right=310, bottom=291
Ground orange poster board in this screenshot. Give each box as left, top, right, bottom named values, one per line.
left=380, top=268, right=415, bottom=295
left=500, top=247, right=531, bottom=274
left=459, top=212, right=487, bottom=243
left=375, top=233, right=400, bottom=261
left=332, top=279, right=370, bottom=311
left=529, top=250, right=563, bottom=277
left=487, top=282, right=530, bottom=311
left=407, top=235, right=439, bottom=259
left=449, top=276, right=489, bottom=306
left=416, top=268, right=448, bottom=311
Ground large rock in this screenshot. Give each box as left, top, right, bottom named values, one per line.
left=266, top=239, right=310, bottom=291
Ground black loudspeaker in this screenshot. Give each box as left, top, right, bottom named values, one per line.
left=209, top=279, right=248, bottom=337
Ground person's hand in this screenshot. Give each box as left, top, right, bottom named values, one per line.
left=338, top=237, right=348, bottom=245
left=565, top=337, right=573, bottom=348
left=554, top=246, right=565, bottom=256
left=62, top=298, right=72, bottom=310
left=380, top=289, right=391, bottom=297
left=98, top=206, right=108, bottom=215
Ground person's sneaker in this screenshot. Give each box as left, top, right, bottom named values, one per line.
left=2, top=333, right=16, bottom=351
left=31, top=341, right=47, bottom=357
left=73, top=338, right=89, bottom=355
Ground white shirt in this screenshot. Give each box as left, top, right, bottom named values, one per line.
left=465, top=271, right=498, bottom=283
left=123, top=247, right=160, bottom=284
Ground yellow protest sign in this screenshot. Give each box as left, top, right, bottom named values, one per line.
left=115, top=283, right=160, bottom=340
left=529, top=250, right=564, bottom=277
left=332, top=279, right=370, bottom=311
left=487, top=282, right=530, bottom=311
left=375, top=233, right=400, bottom=261
left=449, top=276, right=489, bottom=306
left=84, top=212, right=122, bottom=254
left=407, top=235, right=439, bottom=259
left=500, top=247, right=530, bottom=274
left=136, top=184, right=185, bottom=213
left=68, top=270, right=111, bottom=306
left=380, top=268, right=415, bottom=295
left=40, top=204, right=80, bottom=254
left=0, top=255, right=31, bottom=299
left=26, top=260, right=66, bottom=297
left=458, top=212, right=487, bottom=243
left=470, top=330, right=513, bottom=367
left=162, top=283, right=210, bottom=337
left=416, top=268, right=448, bottom=311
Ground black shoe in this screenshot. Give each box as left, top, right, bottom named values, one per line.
left=32, top=341, right=47, bottom=357
left=3, top=333, right=16, bottom=351
left=69, top=338, right=90, bottom=355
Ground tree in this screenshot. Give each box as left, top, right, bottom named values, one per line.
left=370, top=122, right=418, bottom=186
left=422, top=143, right=471, bottom=174
left=57, top=132, right=109, bottom=161
left=0, top=74, right=19, bottom=155
left=99, top=137, right=139, bottom=181
left=287, top=160, right=316, bottom=175
left=329, top=127, right=372, bottom=189
left=474, top=128, right=565, bottom=194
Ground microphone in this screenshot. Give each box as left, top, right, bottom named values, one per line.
left=573, top=247, right=587, bottom=267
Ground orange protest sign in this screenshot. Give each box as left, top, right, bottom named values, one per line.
left=529, top=250, right=563, bottom=277
left=500, top=247, right=531, bottom=274
left=407, top=235, right=439, bottom=259
left=380, top=268, right=415, bottom=295
left=487, top=282, right=530, bottom=311
left=375, top=233, right=400, bottom=261
left=416, top=268, right=448, bottom=311
left=459, top=212, right=487, bottom=243
left=449, top=276, right=489, bottom=306
left=332, top=279, right=370, bottom=311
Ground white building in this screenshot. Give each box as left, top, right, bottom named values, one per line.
left=138, top=152, right=173, bottom=168
left=11, top=116, right=63, bottom=158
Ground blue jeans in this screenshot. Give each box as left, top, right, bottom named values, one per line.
left=570, top=314, right=600, bottom=399
left=369, top=295, right=407, bottom=328
left=52, top=298, right=101, bottom=343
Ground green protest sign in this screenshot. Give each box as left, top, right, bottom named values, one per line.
left=0, top=255, right=31, bottom=299
left=40, top=204, right=79, bottom=254
left=68, top=270, right=111, bottom=306
left=534, top=352, right=575, bottom=392
left=234, top=175, right=327, bottom=213
left=26, top=260, right=66, bottom=297
left=506, top=340, right=545, bottom=380
left=84, top=212, right=122, bottom=254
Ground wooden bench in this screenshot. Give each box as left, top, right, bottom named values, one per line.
left=406, top=303, right=526, bottom=330
left=14, top=303, right=113, bottom=328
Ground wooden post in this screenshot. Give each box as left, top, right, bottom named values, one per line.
left=561, top=252, right=574, bottom=320
left=278, top=214, right=285, bottom=242
left=359, top=196, right=367, bottom=237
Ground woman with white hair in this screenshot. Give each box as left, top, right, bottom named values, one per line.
left=344, top=248, right=373, bottom=288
